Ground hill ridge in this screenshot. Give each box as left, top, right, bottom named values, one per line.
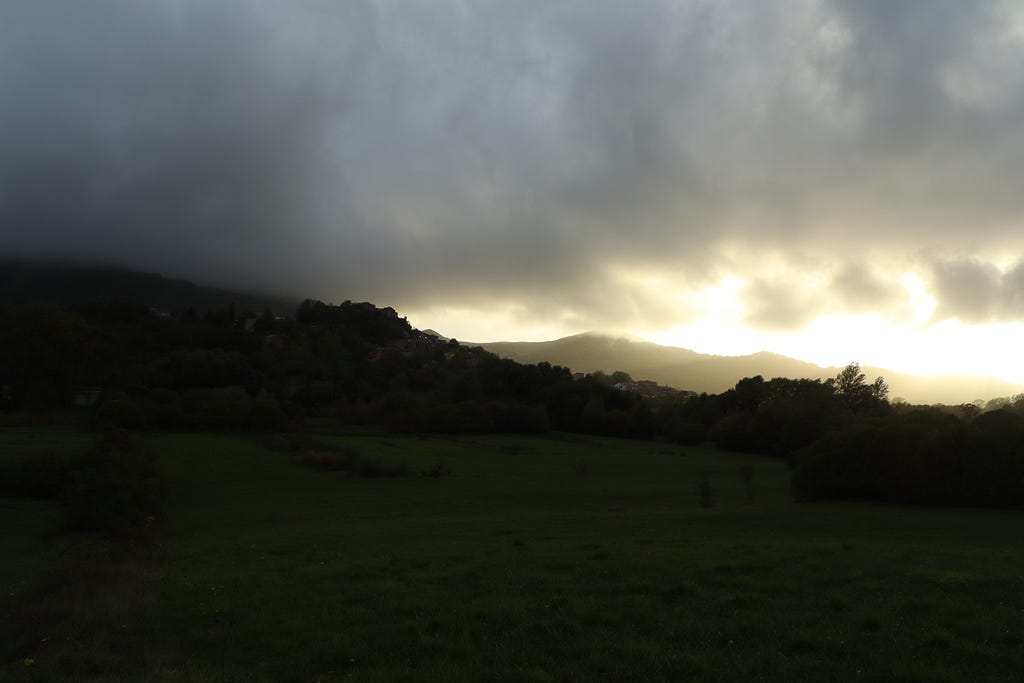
left=472, top=332, right=1024, bottom=405
left=0, top=259, right=298, bottom=314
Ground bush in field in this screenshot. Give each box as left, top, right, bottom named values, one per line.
left=379, top=392, right=427, bottom=432
left=91, top=387, right=289, bottom=432
left=64, top=445, right=164, bottom=536
left=710, top=412, right=757, bottom=452
left=248, top=392, right=289, bottom=431
left=0, top=432, right=164, bottom=536
left=148, top=390, right=186, bottom=429
left=354, top=456, right=408, bottom=477
left=94, top=397, right=147, bottom=430
left=711, top=377, right=841, bottom=454
left=666, top=421, right=707, bottom=445
left=297, top=444, right=408, bottom=477
left=697, top=472, right=714, bottom=508
left=419, top=462, right=451, bottom=478
left=485, top=401, right=550, bottom=433
left=0, top=304, right=88, bottom=409
left=792, top=408, right=1023, bottom=509
left=179, top=386, right=251, bottom=429
left=964, top=409, right=1024, bottom=507
left=0, top=453, right=75, bottom=499
left=427, top=401, right=494, bottom=433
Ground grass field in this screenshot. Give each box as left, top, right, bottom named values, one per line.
left=2, top=428, right=1022, bottom=681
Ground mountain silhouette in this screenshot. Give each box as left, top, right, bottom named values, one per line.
left=472, top=333, right=1023, bottom=405
left=0, top=260, right=297, bottom=314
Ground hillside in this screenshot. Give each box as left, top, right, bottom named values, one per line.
left=473, top=334, right=1024, bottom=405
left=0, top=260, right=298, bottom=314
left=5, top=260, right=1020, bottom=406
left=477, top=333, right=703, bottom=375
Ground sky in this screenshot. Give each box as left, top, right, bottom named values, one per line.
left=3, top=1, right=1024, bottom=383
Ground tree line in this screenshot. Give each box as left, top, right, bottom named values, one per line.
left=0, top=300, right=653, bottom=437
left=2, top=299, right=1021, bottom=509
left=659, top=363, right=1023, bottom=508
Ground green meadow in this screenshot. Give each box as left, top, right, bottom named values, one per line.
left=2, top=428, right=1022, bottom=681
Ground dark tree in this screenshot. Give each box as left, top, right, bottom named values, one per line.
left=0, top=304, right=88, bottom=409
left=830, top=362, right=889, bottom=416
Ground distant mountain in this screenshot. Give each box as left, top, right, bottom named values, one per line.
left=0, top=260, right=298, bottom=315
left=472, top=333, right=1024, bottom=405
left=477, top=332, right=703, bottom=374
left=419, top=329, right=450, bottom=341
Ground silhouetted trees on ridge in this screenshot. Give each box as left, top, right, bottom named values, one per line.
left=1, top=299, right=1022, bottom=510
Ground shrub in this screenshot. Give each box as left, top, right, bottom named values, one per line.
left=94, top=397, right=147, bottom=430
left=486, top=401, right=550, bottom=433
left=354, top=456, right=408, bottom=478
left=179, top=386, right=251, bottom=429
left=297, top=445, right=408, bottom=477
left=249, top=392, right=289, bottom=431
left=665, top=421, right=706, bottom=445
left=698, top=472, right=714, bottom=508
left=419, top=462, right=451, bottom=478
left=0, top=433, right=164, bottom=536
left=791, top=408, right=1024, bottom=509
left=64, top=446, right=164, bottom=536
left=427, top=401, right=494, bottom=433
left=149, top=392, right=185, bottom=430
left=710, top=412, right=757, bottom=452
left=0, top=454, right=74, bottom=499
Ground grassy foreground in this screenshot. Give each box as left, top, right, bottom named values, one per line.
left=2, top=429, right=1023, bottom=681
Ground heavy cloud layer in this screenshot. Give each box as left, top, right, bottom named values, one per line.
left=2, top=0, right=1023, bottom=335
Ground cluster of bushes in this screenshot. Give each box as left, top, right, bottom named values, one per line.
left=367, top=396, right=550, bottom=434
left=650, top=365, right=1024, bottom=510
left=294, top=298, right=410, bottom=343
left=93, top=387, right=288, bottom=431
left=792, top=407, right=1024, bottom=509
left=298, top=447, right=410, bottom=478
left=658, top=366, right=890, bottom=454
left=8, top=300, right=1022, bottom=513
left=2, top=300, right=672, bottom=441
left=275, top=436, right=448, bottom=478
left=0, top=304, right=87, bottom=410
left=0, top=432, right=164, bottom=536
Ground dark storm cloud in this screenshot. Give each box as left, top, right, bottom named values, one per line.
left=2, top=1, right=1023, bottom=329
left=1, top=2, right=379, bottom=291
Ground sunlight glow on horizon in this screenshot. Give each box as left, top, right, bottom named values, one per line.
left=406, top=305, right=586, bottom=344
left=646, top=316, right=1024, bottom=385
left=406, top=266, right=1024, bottom=387
left=411, top=302, right=1024, bottom=386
